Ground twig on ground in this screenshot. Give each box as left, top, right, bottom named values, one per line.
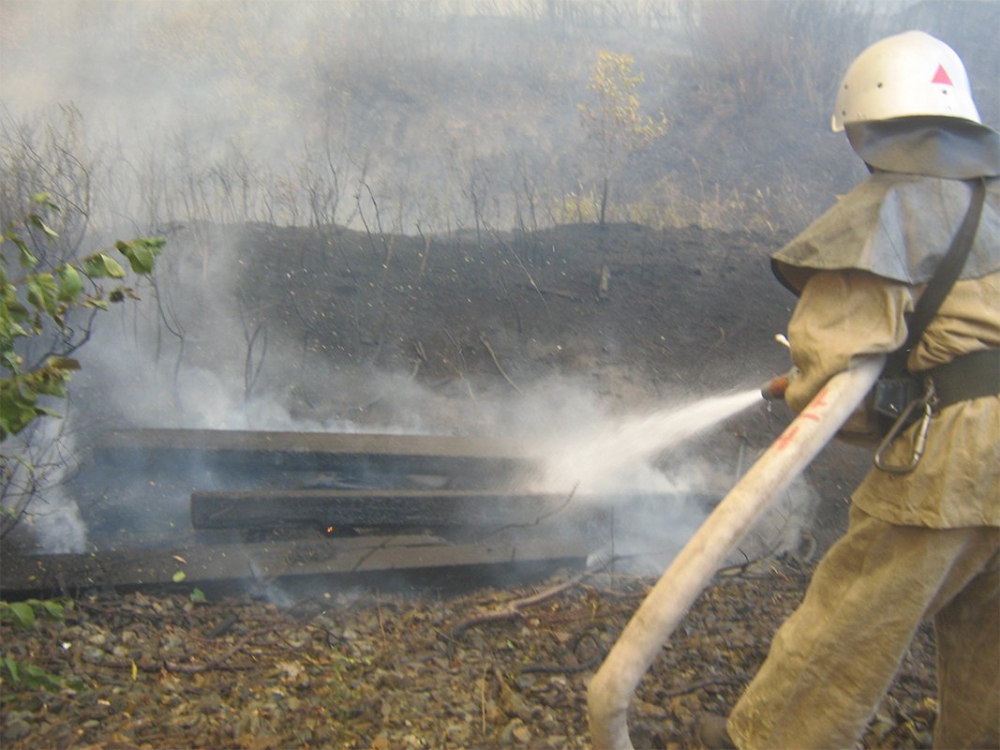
left=480, top=334, right=522, bottom=394
left=375, top=593, right=389, bottom=648
left=494, top=232, right=549, bottom=315
left=480, top=664, right=489, bottom=735
left=80, top=628, right=262, bottom=674
left=410, top=340, right=427, bottom=379
left=519, top=651, right=605, bottom=675
left=633, top=678, right=746, bottom=714
left=442, top=328, right=476, bottom=402
left=713, top=551, right=758, bottom=578
left=519, top=283, right=581, bottom=301
left=452, top=566, right=593, bottom=638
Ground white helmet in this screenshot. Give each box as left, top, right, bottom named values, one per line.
left=831, top=31, right=982, bottom=132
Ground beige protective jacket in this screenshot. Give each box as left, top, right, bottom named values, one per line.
left=784, top=269, right=999, bottom=527
left=774, top=175, right=1000, bottom=529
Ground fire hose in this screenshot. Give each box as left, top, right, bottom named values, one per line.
left=587, top=355, right=885, bottom=750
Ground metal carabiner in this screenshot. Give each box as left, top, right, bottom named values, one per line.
left=874, top=379, right=936, bottom=474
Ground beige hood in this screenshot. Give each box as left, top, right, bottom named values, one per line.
left=772, top=172, right=1000, bottom=295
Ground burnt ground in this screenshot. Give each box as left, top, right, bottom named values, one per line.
left=1, top=222, right=936, bottom=749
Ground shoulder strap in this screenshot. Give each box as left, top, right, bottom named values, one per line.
left=885, top=177, right=987, bottom=376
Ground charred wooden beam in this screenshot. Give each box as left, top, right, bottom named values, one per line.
left=0, top=534, right=589, bottom=598
left=191, top=488, right=608, bottom=530
left=92, top=428, right=539, bottom=479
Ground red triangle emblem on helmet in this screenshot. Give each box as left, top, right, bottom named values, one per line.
left=932, top=64, right=953, bottom=86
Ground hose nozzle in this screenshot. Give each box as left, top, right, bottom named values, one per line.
left=761, top=373, right=790, bottom=401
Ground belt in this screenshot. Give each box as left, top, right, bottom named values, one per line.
left=923, top=348, right=1000, bottom=410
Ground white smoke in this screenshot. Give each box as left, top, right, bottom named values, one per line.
left=30, top=485, right=88, bottom=555
left=1, top=416, right=88, bottom=554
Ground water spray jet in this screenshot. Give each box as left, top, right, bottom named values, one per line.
left=535, top=389, right=765, bottom=497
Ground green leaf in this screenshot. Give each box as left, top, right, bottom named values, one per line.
left=1, top=349, right=24, bottom=372
left=116, top=238, right=163, bottom=275
left=47, top=357, right=80, bottom=373
left=2, top=657, right=19, bottom=683
left=22, top=663, right=63, bottom=691
left=8, top=601, right=35, bottom=629
left=4, top=296, right=29, bottom=321
left=27, top=213, right=58, bottom=238
left=26, top=280, right=44, bottom=312
left=26, top=274, right=59, bottom=316
left=38, top=599, right=66, bottom=619
left=122, top=244, right=155, bottom=273
left=0, top=368, right=70, bottom=439
left=189, top=588, right=207, bottom=603
left=30, top=192, right=58, bottom=212
left=82, top=254, right=126, bottom=279
left=33, top=372, right=71, bottom=399
left=32, top=405, right=64, bottom=417
left=0, top=395, right=23, bottom=440
left=172, top=571, right=186, bottom=583
left=17, top=242, right=38, bottom=269
left=57, top=265, right=83, bottom=301
left=14, top=377, right=36, bottom=404
left=102, top=254, right=126, bottom=279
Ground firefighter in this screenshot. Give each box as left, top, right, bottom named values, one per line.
left=700, top=31, right=1000, bottom=749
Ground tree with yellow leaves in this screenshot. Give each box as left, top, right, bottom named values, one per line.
left=579, top=50, right=667, bottom=228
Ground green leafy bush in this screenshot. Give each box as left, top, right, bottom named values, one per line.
left=0, top=598, right=65, bottom=629
left=0, top=598, right=73, bottom=692
left=0, top=193, right=164, bottom=440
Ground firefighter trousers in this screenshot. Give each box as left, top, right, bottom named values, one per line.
left=728, top=505, right=1000, bottom=749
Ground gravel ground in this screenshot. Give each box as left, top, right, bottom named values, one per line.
left=2, top=556, right=937, bottom=749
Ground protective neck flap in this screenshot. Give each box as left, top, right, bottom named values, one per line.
left=846, top=116, right=1000, bottom=179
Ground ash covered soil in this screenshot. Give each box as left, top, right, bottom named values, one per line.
left=2, top=222, right=937, bottom=749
